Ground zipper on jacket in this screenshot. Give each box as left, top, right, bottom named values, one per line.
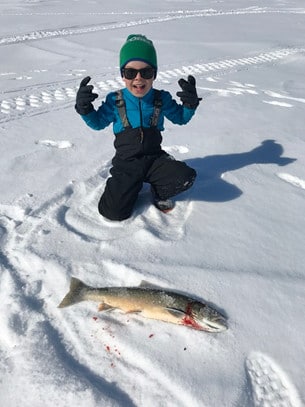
left=139, top=99, right=144, bottom=143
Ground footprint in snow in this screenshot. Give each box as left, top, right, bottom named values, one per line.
left=246, top=352, right=302, bottom=407
left=277, top=173, right=305, bottom=191
left=36, top=140, right=73, bottom=149
left=0, top=204, right=25, bottom=222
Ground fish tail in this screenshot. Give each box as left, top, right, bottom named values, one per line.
left=58, top=277, right=88, bottom=308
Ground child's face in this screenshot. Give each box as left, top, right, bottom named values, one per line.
left=122, top=60, right=155, bottom=98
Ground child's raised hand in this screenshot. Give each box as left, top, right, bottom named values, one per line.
left=75, top=76, right=99, bottom=115
left=176, top=75, right=202, bottom=109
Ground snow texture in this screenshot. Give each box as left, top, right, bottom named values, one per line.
left=0, top=1, right=304, bottom=406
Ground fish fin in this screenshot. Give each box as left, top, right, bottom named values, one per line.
left=98, top=303, right=114, bottom=312
left=125, top=309, right=142, bottom=314
left=139, top=280, right=163, bottom=289
left=165, top=307, right=185, bottom=318
left=58, top=277, right=88, bottom=308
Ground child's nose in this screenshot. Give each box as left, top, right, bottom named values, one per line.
left=135, top=71, right=142, bottom=79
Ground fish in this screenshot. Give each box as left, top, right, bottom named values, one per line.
left=58, top=277, right=228, bottom=333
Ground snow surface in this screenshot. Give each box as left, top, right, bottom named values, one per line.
left=0, top=1, right=304, bottom=406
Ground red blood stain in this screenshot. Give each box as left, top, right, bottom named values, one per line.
left=92, top=316, right=98, bottom=321
left=104, top=344, right=122, bottom=357
left=181, top=316, right=203, bottom=330
left=181, top=302, right=203, bottom=330
left=185, top=303, right=193, bottom=316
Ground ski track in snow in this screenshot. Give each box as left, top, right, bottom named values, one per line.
left=1, top=47, right=304, bottom=123
left=0, top=7, right=304, bottom=46
left=1, top=5, right=304, bottom=122
left=246, top=352, right=302, bottom=407
left=1, top=7, right=305, bottom=18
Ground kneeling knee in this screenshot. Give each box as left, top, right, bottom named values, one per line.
left=176, top=169, right=197, bottom=194
left=98, top=201, right=131, bottom=222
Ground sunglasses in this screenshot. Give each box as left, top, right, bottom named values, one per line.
left=122, top=67, right=155, bottom=80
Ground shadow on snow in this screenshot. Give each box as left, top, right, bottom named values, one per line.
left=183, top=139, right=296, bottom=202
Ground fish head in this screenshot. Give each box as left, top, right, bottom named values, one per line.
left=188, top=302, right=228, bottom=332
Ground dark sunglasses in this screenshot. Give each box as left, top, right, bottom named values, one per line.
left=123, top=67, right=155, bottom=80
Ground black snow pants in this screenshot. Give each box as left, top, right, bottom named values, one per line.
left=98, top=152, right=196, bottom=221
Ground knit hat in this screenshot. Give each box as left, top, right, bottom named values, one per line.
left=119, top=34, right=157, bottom=73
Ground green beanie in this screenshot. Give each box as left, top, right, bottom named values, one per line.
left=119, top=34, right=157, bottom=72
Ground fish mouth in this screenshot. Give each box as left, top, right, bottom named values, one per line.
left=202, top=317, right=228, bottom=332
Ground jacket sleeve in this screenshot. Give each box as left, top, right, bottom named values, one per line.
left=161, top=90, right=196, bottom=125
left=80, top=92, right=116, bottom=131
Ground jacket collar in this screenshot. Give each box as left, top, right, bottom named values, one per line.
left=122, top=87, right=155, bottom=104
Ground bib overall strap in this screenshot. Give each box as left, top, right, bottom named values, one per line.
left=150, top=89, right=162, bottom=127
left=115, top=89, right=131, bottom=129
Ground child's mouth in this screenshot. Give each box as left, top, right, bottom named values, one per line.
left=133, top=84, right=146, bottom=90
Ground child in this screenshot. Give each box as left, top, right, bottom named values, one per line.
left=75, top=34, right=201, bottom=221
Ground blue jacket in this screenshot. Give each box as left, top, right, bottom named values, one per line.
left=81, top=87, right=196, bottom=134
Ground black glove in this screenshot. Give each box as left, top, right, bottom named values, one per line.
left=176, top=75, right=202, bottom=109
left=75, top=76, right=98, bottom=115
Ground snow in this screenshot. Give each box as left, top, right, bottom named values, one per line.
left=0, top=1, right=304, bottom=406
